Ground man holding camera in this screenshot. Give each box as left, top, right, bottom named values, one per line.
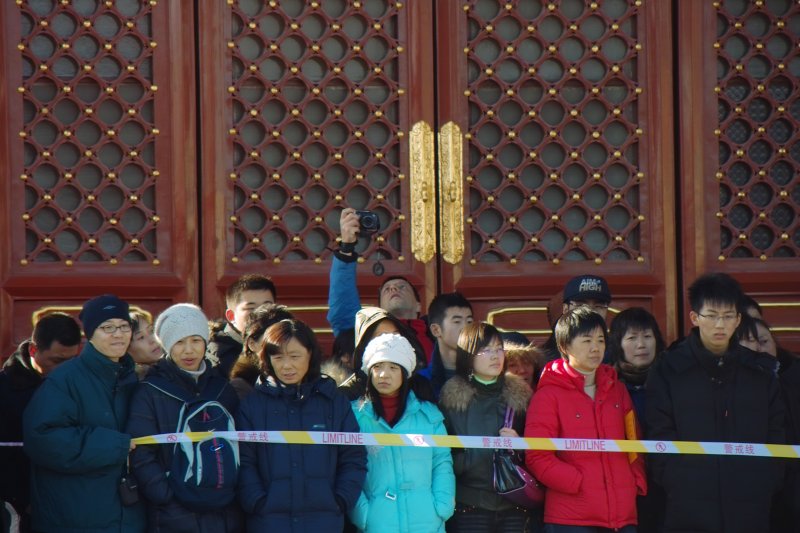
left=327, top=208, right=434, bottom=361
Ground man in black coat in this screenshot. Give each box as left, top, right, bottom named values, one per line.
left=0, top=312, right=81, bottom=531
left=646, top=273, right=785, bottom=533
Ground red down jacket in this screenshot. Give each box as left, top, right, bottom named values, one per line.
left=525, top=359, right=646, bottom=529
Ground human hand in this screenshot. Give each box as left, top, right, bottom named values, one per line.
left=129, top=440, right=136, bottom=452
left=340, top=207, right=360, bottom=244
left=499, top=427, right=519, bottom=438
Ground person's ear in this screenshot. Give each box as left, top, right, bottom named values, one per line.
left=28, top=343, right=38, bottom=357
left=225, top=308, right=235, bottom=323
left=430, top=323, right=443, bottom=339
left=689, top=310, right=700, bottom=327
left=562, top=302, right=570, bottom=314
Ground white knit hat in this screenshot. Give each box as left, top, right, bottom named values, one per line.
left=154, top=303, right=210, bottom=355
left=361, top=333, right=416, bottom=377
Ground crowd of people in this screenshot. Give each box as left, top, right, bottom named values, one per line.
left=0, top=209, right=798, bottom=533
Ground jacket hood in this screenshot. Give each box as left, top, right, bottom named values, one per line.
left=438, top=372, right=531, bottom=414
left=2, top=340, right=42, bottom=388
left=354, top=306, right=391, bottom=348
left=537, top=358, right=618, bottom=394
left=321, top=359, right=352, bottom=386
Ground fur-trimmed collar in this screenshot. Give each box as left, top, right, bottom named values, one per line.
left=438, top=372, right=532, bottom=414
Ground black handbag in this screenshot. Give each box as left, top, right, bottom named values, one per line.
left=492, top=407, right=544, bottom=508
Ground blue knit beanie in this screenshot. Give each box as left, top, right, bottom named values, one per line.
left=79, top=294, right=131, bottom=340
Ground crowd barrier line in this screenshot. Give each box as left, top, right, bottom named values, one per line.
left=115, top=430, right=800, bottom=459
left=4, top=431, right=797, bottom=459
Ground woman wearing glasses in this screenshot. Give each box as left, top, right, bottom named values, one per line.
left=23, top=294, right=146, bottom=532
left=438, top=322, right=533, bottom=532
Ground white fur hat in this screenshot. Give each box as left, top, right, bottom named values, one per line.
left=361, top=333, right=416, bottom=377
left=154, top=303, right=209, bottom=355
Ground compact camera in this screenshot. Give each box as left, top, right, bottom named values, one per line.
left=356, top=210, right=380, bottom=236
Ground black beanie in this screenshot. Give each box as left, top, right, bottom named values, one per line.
left=79, top=294, right=130, bottom=340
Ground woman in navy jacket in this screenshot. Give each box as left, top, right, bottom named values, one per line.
left=127, top=303, right=242, bottom=532
left=236, top=319, right=367, bottom=533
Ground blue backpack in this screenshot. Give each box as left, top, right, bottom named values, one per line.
left=145, top=376, right=239, bottom=511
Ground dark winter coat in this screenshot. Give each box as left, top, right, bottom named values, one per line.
left=206, top=323, right=244, bottom=379
left=645, top=329, right=785, bottom=533
left=126, top=358, right=242, bottom=532
left=438, top=373, right=532, bottom=511
left=0, top=342, right=42, bottom=522
left=774, top=360, right=800, bottom=532
left=23, top=342, right=145, bottom=533
left=525, top=359, right=646, bottom=528
left=235, top=375, right=367, bottom=533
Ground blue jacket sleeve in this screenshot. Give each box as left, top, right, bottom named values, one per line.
left=235, top=398, right=269, bottom=513
left=23, top=377, right=131, bottom=474
left=126, top=384, right=172, bottom=505
left=332, top=393, right=367, bottom=511
left=327, top=256, right=361, bottom=338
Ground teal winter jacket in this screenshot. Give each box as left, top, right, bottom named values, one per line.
left=23, top=342, right=145, bottom=533
left=350, top=392, right=455, bottom=533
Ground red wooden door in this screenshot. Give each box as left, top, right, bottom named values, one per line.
left=434, top=0, right=679, bottom=344
left=677, top=0, right=800, bottom=350
left=0, top=1, right=199, bottom=354
left=195, top=0, right=439, bottom=337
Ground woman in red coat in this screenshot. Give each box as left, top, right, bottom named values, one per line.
left=525, top=307, right=646, bottom=532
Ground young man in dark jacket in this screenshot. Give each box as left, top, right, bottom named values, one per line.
left=23, top=295, right=146, bottom=533
left=0, top=312, right=81, bottom=531
left=646, top=273, right=785, bottom=533
left=206, top=274, right=277, bottom=378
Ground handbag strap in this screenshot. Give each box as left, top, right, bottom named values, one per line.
left=504, top=406, right=515, bottom=428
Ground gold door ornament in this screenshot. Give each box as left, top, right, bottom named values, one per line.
left=438, top=121, right=465, bottom=264
left=409, top=121, right=437, bottom=263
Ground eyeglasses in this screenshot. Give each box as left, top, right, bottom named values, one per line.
left=696, top=313, right=739, bottom=324
left=98, top=323, right=132, bottom=334
left=476, top=346, right=504, bottom=358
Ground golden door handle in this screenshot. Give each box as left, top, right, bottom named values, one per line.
left=438, top=121, right=465, bottom=265
left=409, top=120, right=436, bottom=263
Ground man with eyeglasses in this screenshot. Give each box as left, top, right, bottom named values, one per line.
left=542, top=274, right=613, bottom=362
left=23, top=294, right=145, bottom=533
left=646, top=273, right=784, bottom=533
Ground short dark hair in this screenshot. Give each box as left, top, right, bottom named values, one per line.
left=736, top=313, right=760, bottom=344
left=260, top=319, right=322, bottom=384
left=555, top=307, right=608, bottom=357
left=242, top=304, right=295, bottom=358
left=225, top=274, right=277, bottom=308
left=608, top=307, right=666, bottom=362
left=129, top=311, right=152, bottom=335
left=688, top=272, right=743, bottom=313
left=455, top=322, right=503, bottom=379
left=331, top=328, right=355, bottom=365
left=32, top=312, right=81, bottom=350
left=378, top=276, right=420, bottom=303
left=428, top=292, right=472, bottom=326
left=740, top=294, right=763, bottom=317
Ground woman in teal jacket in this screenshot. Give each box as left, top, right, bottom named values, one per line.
left=350, top=333, right=455, bottom=533
left=23, top=295, right=145, bottom=533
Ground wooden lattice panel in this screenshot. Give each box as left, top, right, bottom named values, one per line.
left=226, top=0, right=408, bottom=264
left=15, top=0, right=162, bottom=266
left=715, top=0, right=800, bottom=259
left=464, top=0, right=645, bottom=265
